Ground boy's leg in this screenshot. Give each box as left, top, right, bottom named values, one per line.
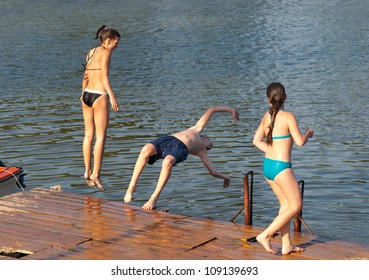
left=124, top=143, right=157, bottom=203
left=142, top=155, right=176, bottom=210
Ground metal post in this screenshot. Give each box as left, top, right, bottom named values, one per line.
left=243, top=171, right=253, bottom=225
left=294, top=180, right=305, bottom=232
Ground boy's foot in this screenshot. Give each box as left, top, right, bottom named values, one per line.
left=142, top=199, right=157, bottom=210
left=124, top=186, right=136, bottom=203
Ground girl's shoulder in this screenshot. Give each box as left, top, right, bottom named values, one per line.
left=278, top=111, right=297, bottom=126
left=87, top=46, right=98, bottom=54
left=279, top=110, right=295, bottom=118
left=262, top=111, right=270, bottom=119
left=87, top=46, right=109, bottom=56
left=261, top=112, right=270, bottom=123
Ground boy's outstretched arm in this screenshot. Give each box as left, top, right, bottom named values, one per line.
left=193, top=106, right=239, bottom=132
left=199, top=152, right=231, bottom=188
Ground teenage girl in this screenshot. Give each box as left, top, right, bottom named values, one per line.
left=253, top=82, right=314, bottom=254
left=81, top=25, right=121, bottom=190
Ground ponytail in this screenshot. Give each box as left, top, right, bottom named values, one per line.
left=94, top=25, right=121, bottom=45
left=265, top=83, right=286, bottom=145
left=266, top=104, right=278, bottom=145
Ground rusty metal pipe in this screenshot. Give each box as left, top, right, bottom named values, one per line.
left=294, top=180, right=305, bottom=232
left=243, top=171, right=253, bottom=225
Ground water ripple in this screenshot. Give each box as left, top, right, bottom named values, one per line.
left=1, top=0, right=369, bottom=245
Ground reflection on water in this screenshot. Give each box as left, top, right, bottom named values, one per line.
left=0, top=0, right=368, bottom=245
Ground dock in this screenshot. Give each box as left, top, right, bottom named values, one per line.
left=1, top=188, right=368, bottom=260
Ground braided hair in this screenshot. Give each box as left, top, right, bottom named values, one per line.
left=94, top=25, right=121, bottom=45
left=265, top=83, right=286, bottom=145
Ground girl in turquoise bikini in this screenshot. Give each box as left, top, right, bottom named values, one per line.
left=253, top=82, right=314, bottom=254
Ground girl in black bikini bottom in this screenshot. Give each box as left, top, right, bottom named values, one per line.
left=82, top=89, right=107, bottom=107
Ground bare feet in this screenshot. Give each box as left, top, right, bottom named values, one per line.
left=256, top=234, right=277, bottom=254
left=85, top=177, right=96, bottom=187
left=282, top=245, right=305, bottom=255
left=124, top=186, right=136, bottom=203
left=84, top=173, right=96, bottom=187
left=89, top=175, right=105, bottom=190
left=142, top=198, right=157, bottom=210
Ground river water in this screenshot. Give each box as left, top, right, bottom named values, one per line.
left=1, top=0, right=368, bottom=246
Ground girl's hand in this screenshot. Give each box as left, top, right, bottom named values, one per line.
left=306, top=128, right=314, bottom=138
left=110, top=98, right=119, bottom=111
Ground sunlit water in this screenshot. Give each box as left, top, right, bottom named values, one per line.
left=0, top=0, right=368, bottom=245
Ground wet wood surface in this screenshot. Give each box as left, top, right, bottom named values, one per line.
left=0, top=188, right=368, bottom=260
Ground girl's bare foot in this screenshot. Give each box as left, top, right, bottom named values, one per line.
left=124, top=186, right=136, bottom=203
left=256, top=234, right=277, bottom=254
left=282, top=245, right=305, bottom=255
left=84, top=173, right=96, bottom=187
left=90, top=175, right=105, bottom=190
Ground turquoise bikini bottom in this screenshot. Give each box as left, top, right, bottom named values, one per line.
left=263, top=158, right=292, bottom=181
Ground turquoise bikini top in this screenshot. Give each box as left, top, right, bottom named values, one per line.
left=272, top=134, right=292, bottom=140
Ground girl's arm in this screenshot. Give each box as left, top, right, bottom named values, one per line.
left=81, top=52, right=90, bottom=94
left=101, top=51, right=119, bottom=111
left=81, top=71, right=88, bottom=93
left=253, top=115, right=269, bottom=153
left=288, top=113, right=314, bottom=146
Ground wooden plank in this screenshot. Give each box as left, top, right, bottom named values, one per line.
left=0, top=222, right=89, bottom=250
left=1, top=188, right=369, bottom=260
left=22, top=247, right=74, bottom=260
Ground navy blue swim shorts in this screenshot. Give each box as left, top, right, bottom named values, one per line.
left=148, top=135, right=189, bottom=165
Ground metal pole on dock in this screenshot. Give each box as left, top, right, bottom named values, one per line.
left=294, top=180, right=305, bottom=232
left=293, top=180, right=314, bottom=235
left=243, top=171, right=253, bottom=225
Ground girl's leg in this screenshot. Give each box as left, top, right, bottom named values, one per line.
left=82, top=103, right=95, bottom=186
left=275, top=170, right=304, bottom=254
left=257, top=169, right=303, bottom=254
left=256, top=179, right=282, bottom=254
left=271, top=181, right=293, bottom=252
left=124, top=143, right=157, bottom=203
left=90, top=95, right=109, bottom=190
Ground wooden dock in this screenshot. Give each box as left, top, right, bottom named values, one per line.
left=1, top=188, right=368, bottom=260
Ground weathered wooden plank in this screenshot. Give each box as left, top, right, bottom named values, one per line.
left=0, top=220, right=90, bottom=250
left=22, top=247, right=74, bottom=260
left=1, top=188, right=369, bottom=260
left=0, top=229, right=50, bottom=254
left=295, top=238, right=369, bottom=260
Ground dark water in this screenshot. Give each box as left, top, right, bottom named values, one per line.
left=1, top=0, right=368, bottom=246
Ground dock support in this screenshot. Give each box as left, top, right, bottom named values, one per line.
left=243, top=171, right=253, bottom=225
left=293, top=180, right=305, bottom=232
